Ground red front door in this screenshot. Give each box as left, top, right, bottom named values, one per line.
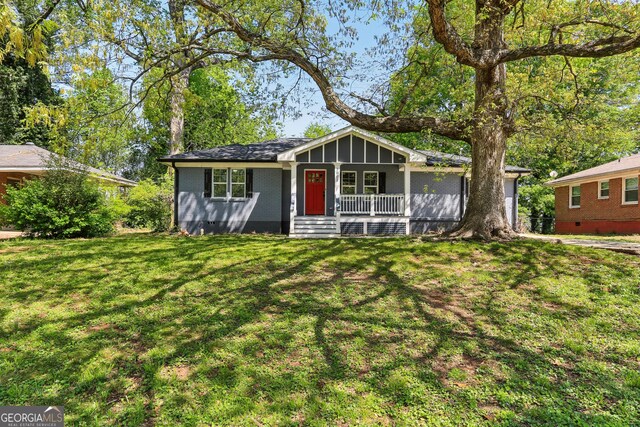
left=305, top=170, right=326, bottom=215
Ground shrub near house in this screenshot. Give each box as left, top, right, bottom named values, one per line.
left=0, top=162, right=117, bottom=238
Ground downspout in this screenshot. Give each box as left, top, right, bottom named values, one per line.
left=172, top=161, right=179, bottom=229
left=459, top=175, right=466, bottom=221
left=512, top=174, right=521, bottom=231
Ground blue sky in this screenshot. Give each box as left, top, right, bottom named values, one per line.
left=278, top=11, right=392, bottom=137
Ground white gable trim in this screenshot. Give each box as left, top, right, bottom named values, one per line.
left=276, top=126, right=427, bottom=163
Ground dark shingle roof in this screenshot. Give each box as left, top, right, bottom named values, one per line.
left=159, top=138, right=529, bottom=173
left=418, top=150, right=530, bottom=173
left=159, top=138, right=312, bottom=162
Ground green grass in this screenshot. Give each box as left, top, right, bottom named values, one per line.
left=1, top=234, right=640, bottom=426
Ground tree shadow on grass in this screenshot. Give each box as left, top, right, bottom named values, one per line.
left=1, top=235, right=639, bottom=425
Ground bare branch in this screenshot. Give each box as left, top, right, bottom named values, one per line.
left=349, top=92, right=388, bottom=116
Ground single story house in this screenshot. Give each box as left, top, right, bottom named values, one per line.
left=546, top=153, right=640, bottom=234
left=159, top=126, right=529, bottom=237
left=0, top=142, right=136, bottom=203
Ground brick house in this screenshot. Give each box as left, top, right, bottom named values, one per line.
left=1, top=142, right=136, bottom=203
left=546, top=154, right=640, bottom=234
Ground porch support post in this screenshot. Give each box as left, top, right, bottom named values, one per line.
left=404, top=164, right=411, bottom=234
left=334, top=162, right=341, bottom=233
left=290, top=162, right=297, bottom=232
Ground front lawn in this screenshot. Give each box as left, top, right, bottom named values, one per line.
left=1, top=234, right=639, bottom=426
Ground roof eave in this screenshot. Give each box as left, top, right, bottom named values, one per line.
left=545, top=167, right=640, bottom=187
left=158, top=157, right=277, bottom=163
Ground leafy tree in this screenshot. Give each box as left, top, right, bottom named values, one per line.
left=63, top=68, right=137, bottom=174
left=0, top=0, right=62, bottom=146
left=185, top=67, right=278, bottom=150
left=303, top=122, right=333, bottom=139
left=387, top=40, right=640, bottom=229
left=176, top=0, right=640, bottom=239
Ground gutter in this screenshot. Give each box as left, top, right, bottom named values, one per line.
left=545, top=167, right=640, bottom=187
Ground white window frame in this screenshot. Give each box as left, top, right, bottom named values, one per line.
left=341, top=171, right=356, bottom=195
left=363, top=171, right=379, bottom=195
left=569, top=184, right=581, bottom=209
left=622, top=176, right=639, bottom=205
left=598, top=180, right=609, bottom=200
left=230, top=168, right=246, bottom=199
left=212, top=168, right=228, bottom=199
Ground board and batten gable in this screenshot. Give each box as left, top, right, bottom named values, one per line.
left=293, top=135, right=408, bottom=165
left=177, top=167, right=284, bottom=234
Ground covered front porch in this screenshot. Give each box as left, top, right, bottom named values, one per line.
left=275, top=127, right=428, bottom=237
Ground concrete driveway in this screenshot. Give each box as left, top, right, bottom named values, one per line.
left=523, top=233, right=640, bottom=256
left=0, top=231, right=23, bottom=240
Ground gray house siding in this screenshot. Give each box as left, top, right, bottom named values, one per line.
left=175, top=166, right=519, bottom=234
left=505, top=178, right=516, bottom=228
left=409, top=173, right=518, bottom=232
left=410, top=172, right=462, bottom=232
left=177, top=167, right=283, bottom=234
left=281, top=170, right=291, bottom=234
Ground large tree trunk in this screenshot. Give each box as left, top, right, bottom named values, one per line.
left=451, top=1, right=515, bottom=240
left=168, top=67, right=190, bottom=229
left=168, top=68, right=190, bottom=155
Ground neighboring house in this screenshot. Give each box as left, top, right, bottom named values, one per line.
left=159, top=126, right=529, bottom=237
left=546, top=153, right=640, bottom=234
left=0, top=142, right=136, bottom=203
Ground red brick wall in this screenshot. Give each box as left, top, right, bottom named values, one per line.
left=0, top=172, right=38, bottom=204
left=555, top=174, right=640, bottom=234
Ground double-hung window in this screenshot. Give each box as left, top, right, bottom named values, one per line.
left=623, top=177, right=639, bottom=204
left=598, top=180, right=609, bottom=199
left=230, top=169, right=246, bottom=198
left=212, top=169, right=228, bottom=198
left=363, top=171, right=379, bottom=194
left=569, top=185, right=581, bottom=208
left=211, top=168, right=246, bottom=199
left=341, top=171, right=356, bottom=194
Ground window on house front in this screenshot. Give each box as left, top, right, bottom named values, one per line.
left=570, top=185, right=581, bottom=208
left=212, top=168, right=227, bottom=198
left=599, top=181, right=609, bottom=199
left=623, top=177, right=639, bottom=204
left=341, top=171, right=356, bottom=194
left=363, top=171, right=379, bottom=194
left=230, top=169, right=246, bottom=198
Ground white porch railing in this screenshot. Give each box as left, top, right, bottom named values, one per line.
left=340, top=194, right=405, bottom=216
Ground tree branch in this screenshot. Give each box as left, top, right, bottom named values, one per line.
left=425, top=0, right=480, bottom=67
left=195, top=0, right=470, bottom=141
left=496, top=33, right=640, bottom=63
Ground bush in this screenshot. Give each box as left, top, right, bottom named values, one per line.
left=123, top=178, right=172, bottom=232
left=1, top=162, right=116, bottom=238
